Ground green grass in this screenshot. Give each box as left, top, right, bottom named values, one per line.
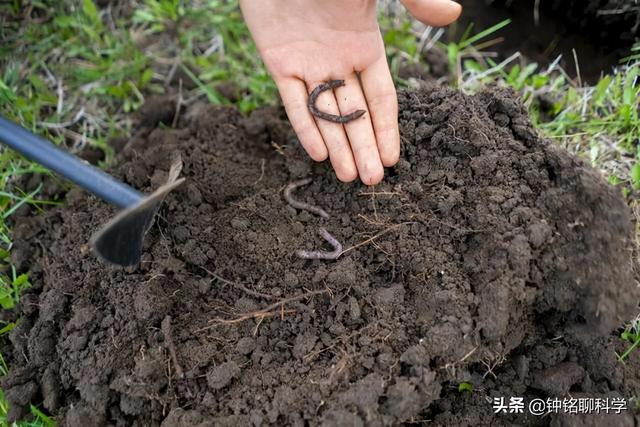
left=131, top=0, right=276, bottom=112
left=617, top=314, right=640, bottom=363
left=0, top=392, right=55, bottom=427
left=460, top=54, right=640, bottom=195
left=0, top=346, right=55, bottom=427
left=457, top=382, right=473, bottom=394
left=0, top=1, right=639, bottom=424
left=622, top=42, right=640, bottom=63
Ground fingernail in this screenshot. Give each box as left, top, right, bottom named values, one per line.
left=362, top=163, right=384, bottom=185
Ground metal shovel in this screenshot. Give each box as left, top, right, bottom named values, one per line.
left=0, top=116, right=185, bottom=267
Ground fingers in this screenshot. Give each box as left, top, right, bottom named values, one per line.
left=274, top=77, right=328, bottom=162
left=277, top=74, right=393, bottom=186
left=306, top=80, right=358, bottom=183
left=400, top=0, right=462, bottom=27
left=360, top=56, right=400, bottom=168
left=334, top=75, right=384, bottom=185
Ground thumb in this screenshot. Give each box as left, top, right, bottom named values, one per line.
left=400, top=0, right=462, bottom=27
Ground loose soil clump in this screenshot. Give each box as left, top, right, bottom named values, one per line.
left=3, top=87, right=639, bottom=426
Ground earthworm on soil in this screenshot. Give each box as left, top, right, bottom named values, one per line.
left=296, top=227, right=342, bottom=260
left=284, top=178, right=330, bottom=219
left=161, top=315, right=184, bottom=379
left=308, top=80, right=366, bottom=123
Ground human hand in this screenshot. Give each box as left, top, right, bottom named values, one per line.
left=240, top=0, right=461, bottom=185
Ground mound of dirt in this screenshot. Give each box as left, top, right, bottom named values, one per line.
left=3, top=87, right=639, bottom=426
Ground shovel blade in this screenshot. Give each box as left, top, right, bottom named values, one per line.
left=90, top=178, right=185, bottom=266
left=91, top=156, right=184, bottom=267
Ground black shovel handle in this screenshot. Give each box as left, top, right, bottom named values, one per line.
left=0, top=116, right=142, bottom=209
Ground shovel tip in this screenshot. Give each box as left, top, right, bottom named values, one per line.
left=90, top=178, right=185, bottom=267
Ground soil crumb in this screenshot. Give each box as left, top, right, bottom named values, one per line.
left=4, top=88, right=639, bottom=426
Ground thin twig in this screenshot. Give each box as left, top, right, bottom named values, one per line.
left=358, top=191, right=400, bottom=196
left=572, top=48, right=582, bottom=88
left=199, top=266, right=276, bottom=300
left=171, top=79, right=183, bottom=128
left=339, top=222, right=415, bottom=257
left=198, top=289, right=330, bottom=331
left=252, top=159, right=266, bottom=185
left=56, top=78, right=64, bottom=116
left=38, top=107, right=85, bottom=129
left=161, top=316, right=184, bottom=379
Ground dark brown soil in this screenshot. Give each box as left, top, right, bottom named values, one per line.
left=3, top=88, right=639, bottom=426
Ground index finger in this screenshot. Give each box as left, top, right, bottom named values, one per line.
left=274, top=77, right=328, bottom=162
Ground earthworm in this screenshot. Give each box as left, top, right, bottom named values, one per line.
left=308, top=80, right=366, bottom=123
left=284, top=178, right=330, bottom=219
left=296, top=227, right=343, bottom=260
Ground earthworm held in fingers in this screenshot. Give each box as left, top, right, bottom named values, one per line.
left=284, top=178, right=329, bottom=219
left=308, top=80, right=366, bottom=124
left=296, top=227, right=342, bottom=260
